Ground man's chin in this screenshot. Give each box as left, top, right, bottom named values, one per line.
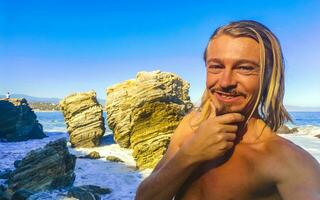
left=216, top=104, right=244, bottom=116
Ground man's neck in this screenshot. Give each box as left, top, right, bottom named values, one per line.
left=236, top=117, right=268, bottom=144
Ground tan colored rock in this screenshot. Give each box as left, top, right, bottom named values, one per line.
left=60, top=91, right=105, bottom=147
left=106, top=71, right=193, bottom=169
left=277, top=125, right=298, bottom=134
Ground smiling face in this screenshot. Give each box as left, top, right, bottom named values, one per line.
left=205, top=34, right=261, bottom=115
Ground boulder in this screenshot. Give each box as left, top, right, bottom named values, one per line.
left=0, top=98, right=46, bottom=142
left=277, top=125, right=299, bottom=134
left=60, top=91, right=105, bottom=147
left=315, top=134, right=320, bottom=139
left=106, top=71, right=193, bottom=169
left=79, top=151, right=101, bottom=159
left=8, top=138, right=76, bottom=193
left=106, top=156, right=124, bottom=163
left=67, top=185, right=111, bottom=200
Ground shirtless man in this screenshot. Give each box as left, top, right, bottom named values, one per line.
left=135, top=20, right=320, bottom=200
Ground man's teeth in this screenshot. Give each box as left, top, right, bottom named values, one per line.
left=220, top=93, right=237, bottom=98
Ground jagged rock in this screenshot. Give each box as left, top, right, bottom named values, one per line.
left=106, top=156, right=124, bottom=163
left=106, top=71, right=193, bottom=169
left=8, top=138, right=76, bottom=193
left=67, top=185, right=111, bottom=200
left=11, top=189, right=33, bottom=200
left=277, top=125, right=298, bottom=134
left=60, top=91, right=105, bottom=147
left=79, top=151, right=101, bottom=159
left=0, top=98, right=46, bottom=142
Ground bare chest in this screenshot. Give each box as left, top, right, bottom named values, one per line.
left=177, top=148, right=281, bottom=200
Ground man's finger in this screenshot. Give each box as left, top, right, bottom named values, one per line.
left=223, top=133, right=237, bottom=141
left=215, top=113, right=245, bottom=124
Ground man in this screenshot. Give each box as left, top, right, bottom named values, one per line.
left=135, top=20, right=320, bottom=200
left=6, top=92, right=10, bottom=99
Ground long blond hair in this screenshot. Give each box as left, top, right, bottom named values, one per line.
left=193, top=20, right=291, bottom=131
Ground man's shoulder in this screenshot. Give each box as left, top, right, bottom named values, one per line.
left=264, top=134, right=315, bottom=163
left=261, top=133, right=320, bottom=179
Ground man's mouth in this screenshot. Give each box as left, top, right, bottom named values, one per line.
left=214, top=91, right=243, bottom=103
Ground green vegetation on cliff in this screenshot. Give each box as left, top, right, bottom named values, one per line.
left=29, top=102, right=60, bottom=111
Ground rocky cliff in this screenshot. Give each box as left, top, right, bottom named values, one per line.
left=0, top=98, right=46, bottom=142
left=60, top=91, right=105, bottom=147
left=106, top=71, right=193, bottom=169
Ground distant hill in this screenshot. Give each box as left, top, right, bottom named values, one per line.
left=0, top=94, right=106, bottom=105
left=0, top=94, right=61, bottom=103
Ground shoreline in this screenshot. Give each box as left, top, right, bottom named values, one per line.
left=34, top=110, right=61, bottom=112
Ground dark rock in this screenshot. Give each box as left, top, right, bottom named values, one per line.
left=0, top=98, right=46, bottom=142
left=277, top=125, right=298, bottom=134
left=13, top=160, right=22, bottom=169
left=0, top=169, right=12, bottom=179
left=11, top=189, right=33, bottom=200
left=315, top=134, right=320, bottom=139
left=106, top=156, right=124, bottom=163
left=8, top=138, right=76, bottom=193
left=0, top=184, right=10, bottom=200
left=79, top=151, right=101, bottom=159
left=60, top=91, right=105, bottom=148
left=67, top=185, right=111, bottom=200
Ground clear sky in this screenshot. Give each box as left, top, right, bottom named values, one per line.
left=0, top=0, right=319, bottom=107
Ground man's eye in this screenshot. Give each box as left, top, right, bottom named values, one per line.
left=238, top=66, right=254, bottom=71
left=207, top=65, right=223, bottom=73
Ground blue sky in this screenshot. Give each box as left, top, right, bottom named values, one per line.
left=0, top=0, right=319, bottom=107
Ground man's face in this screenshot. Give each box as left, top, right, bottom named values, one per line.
left=205, top=34, right=261, bottom=115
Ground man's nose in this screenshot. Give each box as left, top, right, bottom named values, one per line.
left=219, top=69, right=236, bottom=89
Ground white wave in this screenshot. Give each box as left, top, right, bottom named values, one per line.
left=294, top=125, right=320, bottom=137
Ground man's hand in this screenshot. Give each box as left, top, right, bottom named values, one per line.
left=179, top=102, right=245, bottom=164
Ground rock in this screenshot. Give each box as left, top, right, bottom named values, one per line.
left=277, top=125, right=299, bottom=134
left=315, top=134, right=320, bottom=139
left=8, top=138, right=76, bottom=193
left=26, top=192, right=55, bottom=200
left=0, top=185, right=10, bottom=200
left=106, top=71, right=193, bottom=169
left=0, top=169, right=12, bottom=179
left=106, top=156, right=124, bottom=163
left=0, top=98, right=46, bottom=142
left=67, top=185, right=111, bottom=200
left=11, top=189, right=33, bottom=200
left=60, top=91, right=105, bottom=147
left=79, top=151, right=101, bottom=159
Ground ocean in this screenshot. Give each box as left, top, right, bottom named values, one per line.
left=36, top=111, right=320, bottom=131
left=0, top=111, right=319, bottom=199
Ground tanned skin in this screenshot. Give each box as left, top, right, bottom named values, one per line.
left=135, top=35, right=320, bottom=200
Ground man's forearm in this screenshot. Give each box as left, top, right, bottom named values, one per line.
left=135, top=150, right=198, bottom=200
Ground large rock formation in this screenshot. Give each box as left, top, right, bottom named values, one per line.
left=0, top=98, right=46, bottom=142
left=7, top=138, right=76, bottom=193
left=106, top=71, right=193, bottom=169
left=60, top=91, right=105, bottom=147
